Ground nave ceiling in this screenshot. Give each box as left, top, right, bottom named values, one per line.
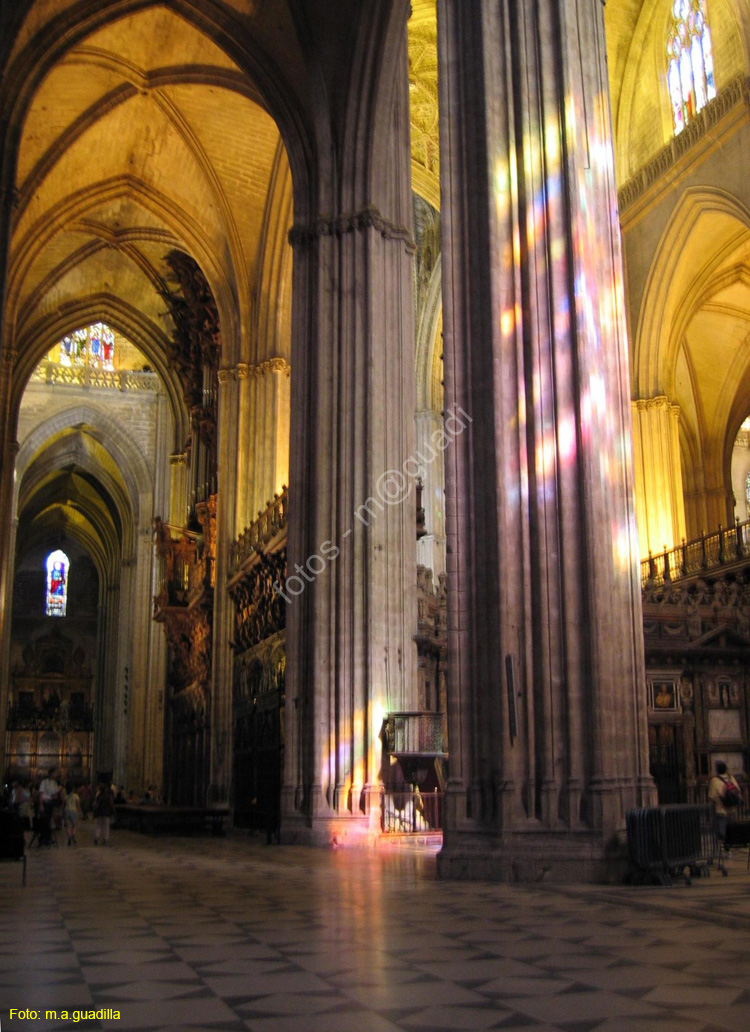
left=2, top=0, right=750, bottom=552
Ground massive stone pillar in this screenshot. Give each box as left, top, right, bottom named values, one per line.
left=632, top=396, right=685, bottom=556
left=282, top=1, right=416, bottom=846
left=437, top=0, right=655, bottom=880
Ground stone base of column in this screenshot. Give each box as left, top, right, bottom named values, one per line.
left=437, top=826, right=628, bottom=884
left=280, top=812, right=380, bottom=848
left=280, top=784, right=385, bottom=848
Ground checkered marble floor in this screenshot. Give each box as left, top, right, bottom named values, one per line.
left=3, top=822, right=750, bottom=1032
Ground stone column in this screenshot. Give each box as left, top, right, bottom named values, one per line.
left=415, top=409, right=447, bottom=577
left=436, top=0, right=655, bottom=881
left=211, top=368, right=240, bottom=806
left=123, top=525, right=165, bottom=793
left=247, top=358, right=291, bottom=523
left=0, top=447, right=18, bottom=775
left=282, top=6, right=416, bottom=845
left=632, top=396, right=685, bottom=556
left=235, top=363, right=252, bottom=528
left=95, top=577, right=121, bottom=780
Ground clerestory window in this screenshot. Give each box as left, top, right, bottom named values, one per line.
left=667, top=0, right=716, bottom=135
left=54, top=322, right=115, bottom=370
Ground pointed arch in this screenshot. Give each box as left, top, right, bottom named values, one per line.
left=633, top=187, right=750, bottom=398
left=15, top=402, right=154, bottom=539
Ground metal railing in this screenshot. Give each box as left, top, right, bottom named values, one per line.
left=626, top=804, right=724, bottom=885
left=381, top=789, right=443, bottom=834
left=641, top=518, right=750, bottom=588
left=229, top=487, right=288, bottom=576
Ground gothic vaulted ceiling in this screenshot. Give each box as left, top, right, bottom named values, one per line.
left=6, top=4, right=285, bottom=377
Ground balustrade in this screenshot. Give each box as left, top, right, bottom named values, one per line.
left=641, top=519, right=750, bottom=588
left=29, top=360, right=159, bottom=392
left=381, top=789, right=444, bottom=833
left=229, top=487, right=288, bottom=575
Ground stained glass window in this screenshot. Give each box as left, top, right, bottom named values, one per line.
left=54, top=323, right=115, bottom=370
left=667, top=0, right=716, bottom=135
left=45, top=549, right=69, bottom=617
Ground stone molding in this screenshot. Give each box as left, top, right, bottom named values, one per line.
left=618, top=76, right=749, bottom=213
left=169, top=452, right=187, bottom=466
left=289, top=206, right=415, bottom=251
left=219, top=358, right=290, bottom=384
left=634, top=395, right=680, bottom=414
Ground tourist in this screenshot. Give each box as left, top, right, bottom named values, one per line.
left=708, top=760, right=742, bottom=855
left=10, top=779, right=32, bottom=829
left=38, top=767, right=61, bottom=845
left=64, top=782, right=82, bottom=846
left=92, top=782, right=116, bottom=845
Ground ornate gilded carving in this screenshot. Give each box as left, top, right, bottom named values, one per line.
left=229, top=549, right=287, bottom=654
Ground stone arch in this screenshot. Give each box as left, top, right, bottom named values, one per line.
left=0, top=0, right=314, bottom=197
left=415, top=255, right=443, bottom=414
left=15, top=402, right=154, bottom=539
left=5, top=176, right=240, bottom=362
left=721, top=325, right=750, bottom=512
left=11, top=299, right=185, bottom=449
left=254, top=140, right=293, bottom=367
left=17, top=439, right=132, bottom=570
left=633, top=187, right=750, bottom=399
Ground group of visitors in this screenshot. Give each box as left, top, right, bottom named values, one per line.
left=3, top=768, right=119, bottom=846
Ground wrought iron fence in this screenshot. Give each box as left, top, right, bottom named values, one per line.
left=381, top=789, right=443, bottom=834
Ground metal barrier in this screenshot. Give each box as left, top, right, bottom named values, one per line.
left=626, top=804, right=726, bottom=885
left=381, top=790, right=443, bottom=834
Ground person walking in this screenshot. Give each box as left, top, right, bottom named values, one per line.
left=38, top=767, right=61, bottom=846
left=92, top=781, right=116, bottom=845
left=64, top=783, right=82, bottom=845
left=708, top=760, right=742, bottom=855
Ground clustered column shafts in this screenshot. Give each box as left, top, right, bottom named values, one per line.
left=437, top=0, right=655, bottom=878
left=282, top=2, right=417, bottom=844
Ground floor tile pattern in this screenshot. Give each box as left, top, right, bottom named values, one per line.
left=2, top=823, right=750, bottom=1031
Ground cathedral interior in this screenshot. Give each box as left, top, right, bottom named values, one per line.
left=1, top=0, right=750, bottom=888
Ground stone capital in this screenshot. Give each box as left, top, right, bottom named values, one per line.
left=258, top=357, right=290, bottom=377
left=289, top=206, right=415, bottom=252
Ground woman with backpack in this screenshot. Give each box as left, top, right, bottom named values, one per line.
left=709, top=760, right=743, bottom=856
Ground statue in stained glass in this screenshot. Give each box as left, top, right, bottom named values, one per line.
left=50, top=323, right=116, bottom=370
left=45, top=549, right=69, bottom=617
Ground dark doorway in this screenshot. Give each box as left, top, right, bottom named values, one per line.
left=649, top=722, right=686, bottom=804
